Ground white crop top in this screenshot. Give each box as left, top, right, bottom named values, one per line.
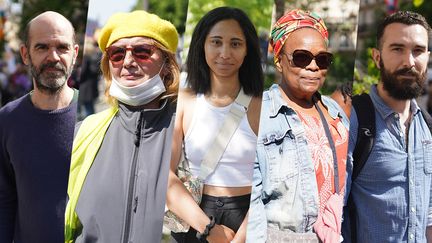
left=184, top=93, right=257, bottom=187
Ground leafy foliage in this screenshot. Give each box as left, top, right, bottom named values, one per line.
left=353, top=1, right=431, bottom=94
left=16, top=0, right=88, bottom=44
left=324, top=51, right=356, bottom=94
left=186, top=0, right=273, bottom=34
left=132, top=0, right=188, bottom=35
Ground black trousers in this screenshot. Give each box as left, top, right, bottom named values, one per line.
left=171, top=193, right=251, bottom=243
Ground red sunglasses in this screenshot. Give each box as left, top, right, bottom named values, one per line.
left=106, top=44, right=155, bottom=64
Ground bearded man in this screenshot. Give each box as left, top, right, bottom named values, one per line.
left=0, top=11, right=79, bottom=243
left=343, top=11, right=432, bottom=243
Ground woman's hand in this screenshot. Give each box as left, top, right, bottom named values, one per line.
left=207, top=224, right=235, bottom=243
left=166, top=90, right=214, bottom=233
left=230, top=212, right=248, bottom=243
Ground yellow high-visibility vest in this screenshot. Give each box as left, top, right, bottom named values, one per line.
left=64, top=106, right=118, bottom=243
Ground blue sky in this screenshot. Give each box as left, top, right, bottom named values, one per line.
left=87, top=0, right=136, bottom=27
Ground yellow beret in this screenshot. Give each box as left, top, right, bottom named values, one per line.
left=98, top=10, right=178, bottom=53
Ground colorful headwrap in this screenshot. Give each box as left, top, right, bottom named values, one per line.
left=270, top=9, right=328, bottom=63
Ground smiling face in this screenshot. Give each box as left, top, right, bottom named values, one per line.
left=204, top=19, right=247, bottom=83
left=108, top=36, right=165, bottom=87
left=276, top=28, right=328, bottom=100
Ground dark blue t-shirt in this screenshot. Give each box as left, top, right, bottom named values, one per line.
left=0, top=93, right=76, bottom=243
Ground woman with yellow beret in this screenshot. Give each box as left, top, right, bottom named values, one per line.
left=64, top=10, right=179, bottom=243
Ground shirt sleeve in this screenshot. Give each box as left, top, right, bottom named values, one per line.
left=341, top=107, right=358, bottom=243
left=429, top=158, right=432, bottom=226
left=246, top=153, right=267, bottom=243
left=428, top=204, right=432, bottom=226
left=0, top=120, right=17, bottom=242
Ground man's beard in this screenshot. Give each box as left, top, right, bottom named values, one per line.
left=380, top=59, right=427, bottom=100
left=29, top=55, right=74, bottom=95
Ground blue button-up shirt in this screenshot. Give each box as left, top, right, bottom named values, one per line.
left=343, top=85, right=432, bottom=243
left=247, top=84, right=349, bottom=242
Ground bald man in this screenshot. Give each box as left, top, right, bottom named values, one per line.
left=0, top=11, right=79, bottom=242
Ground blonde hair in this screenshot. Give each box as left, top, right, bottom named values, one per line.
left=101, top=39, right=179, bottom=106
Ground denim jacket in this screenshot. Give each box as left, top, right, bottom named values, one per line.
left=246, top=84, right=349, bottom=242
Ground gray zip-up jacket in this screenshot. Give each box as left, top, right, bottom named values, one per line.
left=75, top=99, right=175, bottom=243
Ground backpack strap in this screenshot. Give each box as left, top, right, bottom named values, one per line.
left=346, top=93, right=376, bottom=243
left=351, top=93, right=375, bottom=181
left=352, top=95, right=432, bottom=181
left=347, top=95, right=432, bottom=243
left=199, top=88, right=252, bottom=180
left=420, top=106, right=432, bottom=135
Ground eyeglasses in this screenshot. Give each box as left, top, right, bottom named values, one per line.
left=284, top=49, right=333, bottom=69
left=106, top=44, right=155, bottom=65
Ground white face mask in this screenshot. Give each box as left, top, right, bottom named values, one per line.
left=109, top=63, right=166, bottom=106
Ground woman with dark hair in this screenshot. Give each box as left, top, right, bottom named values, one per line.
left=166, top=6, right=263, bottom=243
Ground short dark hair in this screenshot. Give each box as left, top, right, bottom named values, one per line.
left=186, top=7, right=264, bottom=97
left=377, top=10, right=431, bottom=49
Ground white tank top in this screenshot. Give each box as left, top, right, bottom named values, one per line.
left=184, top=94, right=257, bottom=187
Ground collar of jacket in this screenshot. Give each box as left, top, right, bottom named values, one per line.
left=369, top=84, right=421, bottom=121
left=267, top=84, right=341, bottom=120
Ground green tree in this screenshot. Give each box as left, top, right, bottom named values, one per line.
left=15, top=0, right=88, bottom=46
left=11, top=0, right=88, bottom=65
left=353, top=1, right=432, bottom=94
left=324, top=51, right=356, bottom=94
left=186, top=0, right=273, bottom=34
left=400, top=0, right=432, bottom=26
left=132, top=0, right=188, bottom=35
left=353, top=48, right=380, bottom=95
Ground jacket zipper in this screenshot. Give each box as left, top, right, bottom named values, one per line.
left=122, top=111, right=144, bottom=243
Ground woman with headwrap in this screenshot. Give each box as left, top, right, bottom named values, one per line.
left=247, top=9, right=349, bottom=242
left=64, top=10, right=179, bottom=243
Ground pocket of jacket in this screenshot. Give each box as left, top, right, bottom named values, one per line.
left=262, top=130, right=298, bottom=183
left=422, top=139, right=432, bottom=174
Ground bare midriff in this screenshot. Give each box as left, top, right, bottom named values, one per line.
left=203, top=185, right=251, bottom=197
